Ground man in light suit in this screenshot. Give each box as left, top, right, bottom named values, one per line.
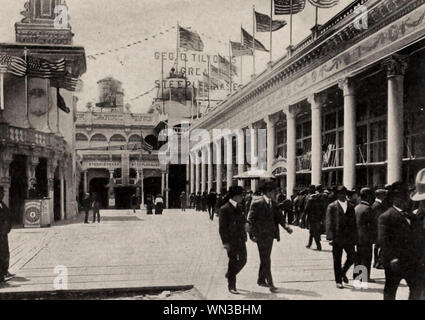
left=326, top=186, right=357, bottom=289
left=247, top=181, right=293, bottom=292
left=219, top=186, right=247, bottom=294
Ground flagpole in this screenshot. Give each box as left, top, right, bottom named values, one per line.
left=290, top=0, right=293, bottom=46
left=161, top=53, right=165, bottom=113
left=176, top=21, right=180, bottom=73
left=252, top=5, right=256, bottom=76
left=240, top=25, right=243, bottom=86
left=229, top=40, right=232, bottom=94
left=315, top=6, right=318, bottom=27
left=0, top=72, right=4, bottom=111
left=270, top=0, right=273, bottom=63
left=24, top=47, right=31, bottom=128
left=207, top=56, right=211, bottom=108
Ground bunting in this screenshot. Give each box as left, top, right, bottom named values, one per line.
left=308, top=0, right=339, bottom=8
left=26, top=56, right=66, bottom=79
left=0, top=54, right=27, bottom=77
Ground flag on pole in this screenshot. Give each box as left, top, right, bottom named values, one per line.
left=140, top=132, right=154, bottom=153
left=27, top=56, right=66, bottom=78
left=255, top=11, right=287, bottom=32
left=230, top=41, right=253, bottom=57
left=211, top=64, right=229, bottom=83
left=274, top=0, right=306, bottom=15
left=308, top=0, right=339, bottom=8
left=242, top=28, right=269, bottom=52
left=0, top=54, right=27, bottom=77
left=179, top=26, right=204, bottom=52
left=218, top=55, right=237, bottom=76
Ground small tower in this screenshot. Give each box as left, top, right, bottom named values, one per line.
left=15, top=0, right=73, bottom=45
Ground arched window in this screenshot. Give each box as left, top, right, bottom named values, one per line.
left=109, top=134, right=127, bottom=148
left=76, top=133, right=89, bottom=149
left=76, top=133, right=88, bottom=141
left=128, top=135, right=141, bottom=142
left=90, top=134, right=107, bottom=148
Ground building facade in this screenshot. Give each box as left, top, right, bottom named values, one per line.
left=0, top=0, right=86, bottom=224
left=76, top=77, right=167, bottom=209
left=189, top=0, right=425, bottom=197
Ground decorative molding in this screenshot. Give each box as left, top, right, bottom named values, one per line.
left=382, top=54, right=409, bottom=78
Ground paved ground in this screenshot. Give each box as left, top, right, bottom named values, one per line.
left=0, top=209, right=410, bottom=300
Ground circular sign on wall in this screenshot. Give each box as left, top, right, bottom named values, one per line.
left=24, top=201, right=42, bottom=227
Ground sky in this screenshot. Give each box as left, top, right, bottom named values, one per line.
left=0, top=0, right=352, bottom=112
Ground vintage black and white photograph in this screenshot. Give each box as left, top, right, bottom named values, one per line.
left=0, top=0, right=425, bottom=303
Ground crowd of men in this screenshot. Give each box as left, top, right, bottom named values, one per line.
left=213, top=169, right=425, bottom=300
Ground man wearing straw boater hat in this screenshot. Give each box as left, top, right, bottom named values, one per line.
left=410, top=168, right=425, bottom=300
left=378, top=181, right=424, bottom=300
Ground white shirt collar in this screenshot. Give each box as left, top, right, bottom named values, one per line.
left=393, top=205, right=403, bottom=212
left=263, top=195, right=271, bottom=204
left=375, top=199, right=382, bottom=204
left=337, top=200, right=348, bottom=213
left=229, top=199, right=238, bottom=208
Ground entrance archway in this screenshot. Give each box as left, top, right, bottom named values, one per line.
left=9, top=155, right=27, bottom=225
left=89, top=178, right=109, bottom=209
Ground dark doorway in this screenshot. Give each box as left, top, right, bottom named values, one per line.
left=144, top=177, right=161, bottom=202
left=53, top=173, right=61, bottom=221
left=35, top=158, right=48, bottom=198
left=169, top=165, right=186, bottom=209
left=115, top=186, right=136, bottom=209
left=9, top=155, right=27, bottom=225
left=89, top=178, right=109, bottom=209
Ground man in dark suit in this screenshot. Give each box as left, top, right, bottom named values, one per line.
left=247, top=181, right=293, bottom=292
left=0, top=186, right=13, bottom=287
left=82, top=193, right=91, bottom=224
left=372, top=189, right=387, bottom=269
left=326, top=186, right=357, bottom=289
left=305, top=185, right=323, bottom=251
left=207, top=189, right=217, bottom=221
left=218, top=186, right=247, bottom=294
left=378, top=181, right=424, bottom=300
left=354, top=188, right=375, bottom=283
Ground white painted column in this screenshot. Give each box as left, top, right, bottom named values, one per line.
left=226, top=135, right=233, bottom=190
left=215, top=139, right=223, bottom=193
left=339, top=78, right=357, bottom=190
left=286, top=109, right=297, bottom=198
left=237, top=129, right=245, bottom=187
left=383, top=55, right=408, bottom=184
left=207, top=143, right=213, bottom=192
left=201, top=146, right=207, bottom=193
left=250, top=124, right=258, bottom=192
left=165, top=173, right=169, bottom=209
left=161, top=172, right=165, bottom=196
left=309, top=94, right=324, bottom=186
left=190, top=153, right=195, bottom=194
left=265, top=115, right=276, bottom=174
left=195, top=150, right=200, bottom=194
left=83, top=170, right=88, bottom=194
left=60, top=166, right=65, bottom=220
left=140, top=169, right=145, bottom=208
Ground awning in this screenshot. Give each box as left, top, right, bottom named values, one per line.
left=234, top=169, right=274, bottom=180
left=272, top=157, right=287, bottom=176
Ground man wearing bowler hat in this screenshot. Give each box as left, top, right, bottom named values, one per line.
left=218, top=186, right=247, bottom=294
left=378, top=181, right=423, bottom=300
left=410, top=169, right=425, bottom=299
left=325, top=186, right=357, bottom=289
left=247, top=180, right=293, bottom=292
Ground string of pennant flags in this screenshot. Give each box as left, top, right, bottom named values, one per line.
left=128, top=86, right=157, bottom=102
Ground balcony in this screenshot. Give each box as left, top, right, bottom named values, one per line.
left=0, top=123, right=67, bottom=153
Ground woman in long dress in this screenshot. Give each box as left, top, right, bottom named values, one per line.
left=155, top=194, right=164, bottom=215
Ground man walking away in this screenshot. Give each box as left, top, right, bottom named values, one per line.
left=372, top=189, right=387, bottom=269
left=0, top=186, right=13, bottom=287
left=326, top=186, right=357, bottom=289
left=247, top=181, right=293, bottom=292
left=207, top=189, right=217, bottom=220
left=219, top=186, right=247, bottom=294
left=354, top=188, right=375, bottom=283
left=305, top=185, right=323, bottom=251
left=180, top=192, right=187, bottom=212
left=378, top=181, right=424, bottom=300
left=92, top=192, right=101, bottom=223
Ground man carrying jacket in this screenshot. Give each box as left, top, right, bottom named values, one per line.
left=326, top=186, right=357, bottom=289
left=247, top=181, right=293, bottom=292
left=218, top=186, right=247, bottom=294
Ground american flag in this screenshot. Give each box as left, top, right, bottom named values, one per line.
left=0, top=54, right=27, bottom=77
left=140, top=132, right=154, bottom=153
left=51, top=74, right=83, bottom=92
left=211, top=64, right=229, bottom=83
left=308, top=0, right=339, bottom=8
left=242, top=28, right=269, bottom=52
left=230, top=41, right=253, bottom=57
left=274, top=0, right=306, bottom=15
left=218, top=55, right=237, bottom=77
left=26, top=56, right=66, bottom=79
left=255, top=11, right=287, bottom=32
left=179, top=26, right=204, bottom=52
